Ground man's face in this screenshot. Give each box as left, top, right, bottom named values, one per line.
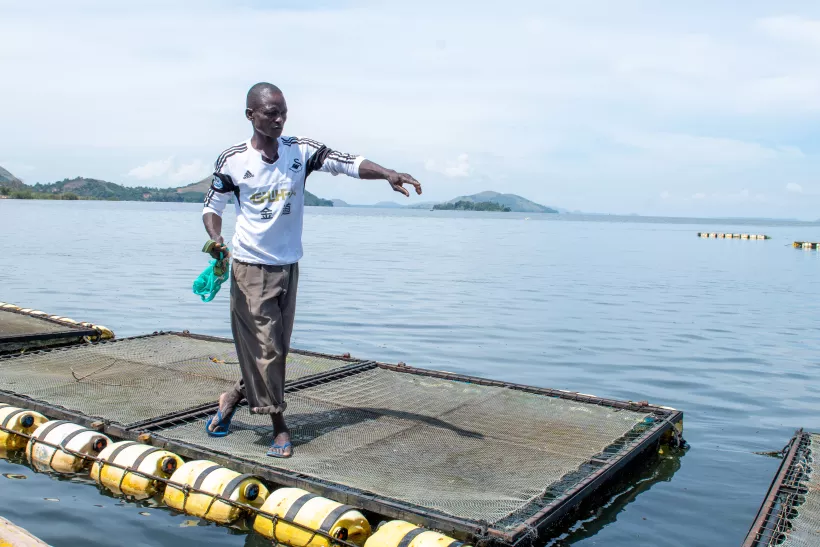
left=246, top=92, right=288, bottom=139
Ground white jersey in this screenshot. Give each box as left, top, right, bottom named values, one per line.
left=202, top=136, right=364, bottom=265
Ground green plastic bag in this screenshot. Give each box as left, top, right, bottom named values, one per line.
left=193, top=248, right=230, bottom=302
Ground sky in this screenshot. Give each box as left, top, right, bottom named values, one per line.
left=3, top=1, right=820, bottom=219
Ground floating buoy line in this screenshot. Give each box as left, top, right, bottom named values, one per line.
left=0, top=403, right=466, bottom=547
left=792, top=241, right=820, bottom=250
left=696, top=232, right=770, bottom=240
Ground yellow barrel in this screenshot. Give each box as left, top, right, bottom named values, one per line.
left=90, top=441, right=183, bottom=499
left=0, top=303, right=18, bottom=309
left=254, top=487, right=371, bottom=546
left=163, top=460, right=268, bottom=524
left=365, top=521, right=468, bottom=547
left=717, top=233, right=725, bottom=238
left=698, top=232, right=707, bottom=238
left=28, top=310, right=46, bottom=316
left=26, top=421, right=110, bottom=474
left=93, top=325, right=115, bottom=339
left=0, top=404, right=48, bottom=450
left=18, top=308, right=33, bottom=313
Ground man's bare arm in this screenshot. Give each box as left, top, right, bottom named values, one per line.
left=358, top=159, right=422, bottom=197
left=203, top=212, right=229, bottom=258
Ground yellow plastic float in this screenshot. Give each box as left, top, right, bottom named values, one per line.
left=26, top=421, right=110, bottom=473
left=163, top=460, right=268, bottom=524
left=0, top=404, right=48, bottom=450
left=90, top=441, right=183, bottom=499
left=254, top=487, right=371, bottom=546
left=365, top=521, right=468, bottom=547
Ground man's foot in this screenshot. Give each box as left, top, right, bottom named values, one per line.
left=206, top=391, right=239, bottom=436
left=267, top=430, right=293, bottom=458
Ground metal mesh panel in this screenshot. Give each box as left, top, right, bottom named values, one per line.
left=746, top=432, right=820, bottom=547
left=0, top=310, right=68, bottom=336
left=155, top=367, right=651, bottom=526
left=776, top=434, right=819, bottom=547
left=0, top=333, right=353, bottom=426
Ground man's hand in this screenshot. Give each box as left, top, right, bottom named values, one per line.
left=387, top=171, right=422, bottom=197
left=208, top=237, right=230, bottom=260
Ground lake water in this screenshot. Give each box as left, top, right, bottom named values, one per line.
left=1, top=200, right=819, bottom=547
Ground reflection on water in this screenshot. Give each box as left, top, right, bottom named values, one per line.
left=548, top=448, right=686, bottom=545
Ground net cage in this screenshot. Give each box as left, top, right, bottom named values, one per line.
left=0, top=307, right=99, bottom=354
left=0, top=331, right=683, bottom=545
left=744, top=431, right=819, bottom=547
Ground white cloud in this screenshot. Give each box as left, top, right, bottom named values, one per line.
left=128, top=158, right=173, bottom=180
left=127, top=157, right=207, bottom=185
left=757, top=15, right=820, bottom=49
left=425, top=153, right=471, bottom=178
left=692, top=192, right=706, bottom=200
left=614, top=131, right=803, bottom=167
left=787, top=182, right=803, bottom=193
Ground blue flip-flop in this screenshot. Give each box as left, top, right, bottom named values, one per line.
left=205, top=407, right=236, bottom=437
left=267, top=441, right=293, bottom=458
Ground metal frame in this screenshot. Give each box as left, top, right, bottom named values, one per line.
left=0, top=330, right=683, bottom=546
left=0, top=307, right=99, bottom=353
left=742, top=430, right=808, bottom=547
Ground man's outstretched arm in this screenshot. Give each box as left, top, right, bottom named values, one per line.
left=304, top=143, right=422, bottom=197
left=358, top=159, right=422, bottom=197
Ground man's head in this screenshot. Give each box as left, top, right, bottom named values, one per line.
left=246, top=82, right=287, bottom=139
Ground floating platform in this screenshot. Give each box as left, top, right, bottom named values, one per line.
left=744, top=430, right=819, bottom=547
left=0, top=332, right=684, bottom=545
left=792, top=242, right=820, bottom=250
left=0, top=303, right=112, bottom=355
left=697, top=233, right=770, bottom=240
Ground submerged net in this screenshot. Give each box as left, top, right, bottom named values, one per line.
left=156, top=367, right=654, bottom=527
left=0, top=333, right=356, bottom=427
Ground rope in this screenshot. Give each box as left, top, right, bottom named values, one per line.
left=0, top=423, right=358, bottom=547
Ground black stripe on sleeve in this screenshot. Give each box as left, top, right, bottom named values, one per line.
left=215, top=144, right=248, bottom=172
left=214, top=143, right=246, bottom=170
left=305, top=145, right=331, bottom=180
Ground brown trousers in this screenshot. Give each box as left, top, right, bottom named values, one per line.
left=229, top=261, right=299, bottom=414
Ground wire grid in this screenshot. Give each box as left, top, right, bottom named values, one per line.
left=0, top=333, right=353, bottom=427
left=753, top=433, right=819, bottom=547
left=155, top=367, right=652, bottom=527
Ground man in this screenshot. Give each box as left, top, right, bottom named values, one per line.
left=202, top=82, right=422, bottom=458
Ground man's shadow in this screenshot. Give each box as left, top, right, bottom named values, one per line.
left=232, top=406, right=484, bottom=448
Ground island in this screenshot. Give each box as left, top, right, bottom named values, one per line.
left=432, top=200, right=511, bottom=212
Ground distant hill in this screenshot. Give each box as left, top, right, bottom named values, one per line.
left=0, top=166, right=24, bottom=189
left=332, top=199, right=350, bottom=207
left=29, top=177, right=199, bottom=202
left=446, top=191, right=557, bottom=213
left=3, top=174, right=333, bottom=205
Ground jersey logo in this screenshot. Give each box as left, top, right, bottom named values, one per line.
left=212, top=176, right=224, bottom=190
left=243, top=170, right=254, bottom=179
left=249, top=188, right=295, bottom=205
left=290, top=159, right=302, bottom=172
left=260, top=207, right=273, bottom=220
left=282, top=204, right=291, bottom=215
